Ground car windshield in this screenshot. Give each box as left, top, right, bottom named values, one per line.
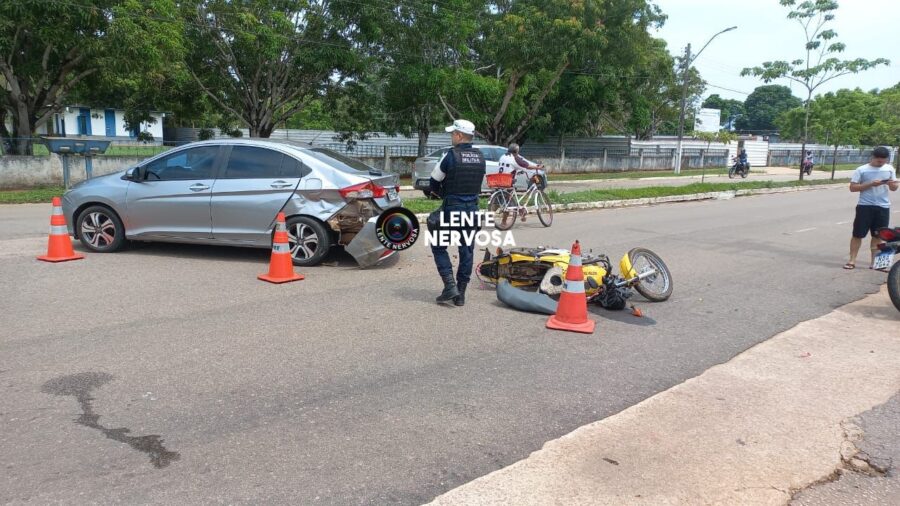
left=302, top=148, right=376, bottom=175
left=427, top=148, right=450, bottom=158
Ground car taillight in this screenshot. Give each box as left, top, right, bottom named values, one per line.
left=339, top=182, right=386, bottom=199
left=878, top=228, right=898, bottom=241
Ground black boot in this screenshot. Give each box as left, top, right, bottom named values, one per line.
left=436, top=274, right=459, bottom=304
left=454, top=282, right=468, bottom=306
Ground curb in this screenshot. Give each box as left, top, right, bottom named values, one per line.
left=411, top=183, right=845, bottom=221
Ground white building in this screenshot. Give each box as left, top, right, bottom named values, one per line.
left=694, top=108, right=722, bottom=134
left=33, top=106, right=165, bottom=142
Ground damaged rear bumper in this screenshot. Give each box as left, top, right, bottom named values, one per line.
left=344, top=217, right=396, bottom=268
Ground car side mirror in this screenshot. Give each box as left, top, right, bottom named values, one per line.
left=131, top=166, right=145, bottom=181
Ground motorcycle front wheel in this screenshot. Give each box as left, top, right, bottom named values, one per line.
left=628, top=247, right=673, bottom=302
left=728, top=166, right=737, bottom=179
left=888, top=261, right=900, bottom=312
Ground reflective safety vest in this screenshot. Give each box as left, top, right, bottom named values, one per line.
left=442, top=146, right=486, bottom=195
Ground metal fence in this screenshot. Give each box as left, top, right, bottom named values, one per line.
left=768, top=147, right=897, bottom=167
left=315, top=143, right=447, bottom=158
left=1, top=137, right=175, bottom=157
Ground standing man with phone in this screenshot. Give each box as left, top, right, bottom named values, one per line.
left=845, top=146, right=899, bottom=269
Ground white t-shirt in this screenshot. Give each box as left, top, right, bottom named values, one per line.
left=851, top=163, right=896, bottom=208
left=498, top=153, right=538, bottom=176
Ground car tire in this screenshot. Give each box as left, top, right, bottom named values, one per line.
left=285, top=215, right=332, bottom=266
left=76, top=205, right=126, bottom=253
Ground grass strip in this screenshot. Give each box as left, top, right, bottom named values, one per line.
left=0, top=186, right=67, bottom=204
left=401, top=178, right=850, bottom=214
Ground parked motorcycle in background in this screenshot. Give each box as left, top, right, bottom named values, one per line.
left=801, top=152, right=815, bottom=176
left=874, top=226, right=900, bottom=312
left=728, top=156, right=749, bottom=179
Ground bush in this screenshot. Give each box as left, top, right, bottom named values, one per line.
left=136, top=131, right=154, bottom=143
left=197, top=128, right=215, bottom=140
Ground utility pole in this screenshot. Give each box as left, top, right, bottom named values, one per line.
left=674, top=43, right=691, bottom=175
left=673, top=26, right=737, bottom=175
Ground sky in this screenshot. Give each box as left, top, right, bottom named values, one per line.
left=652, top=0, right=899, bottom=102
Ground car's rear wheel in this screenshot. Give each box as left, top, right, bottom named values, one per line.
left=286, top=216, right=331, bottom=266
left=77, top=205, right=126, bottom=253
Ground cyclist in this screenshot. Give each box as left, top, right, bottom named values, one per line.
left=498, top=143, right=547, bottom=190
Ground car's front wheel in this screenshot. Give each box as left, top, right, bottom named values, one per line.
left=285, top=216, right=332, bottom=266
left=77, top=205, right=126, bottom=253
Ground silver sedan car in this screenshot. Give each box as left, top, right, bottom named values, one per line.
left=62, top=139, right=402, bottom=267
left=412, top=144, right=531, bottom=197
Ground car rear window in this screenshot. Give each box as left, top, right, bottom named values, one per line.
left=303, top=148, right=375, bottom=175
left=427, top=148, right=450, bottom=158
left=222, top=146, right=285, bottom=179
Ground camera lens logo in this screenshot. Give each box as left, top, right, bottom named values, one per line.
left=375, top=207, right=420, bottom=251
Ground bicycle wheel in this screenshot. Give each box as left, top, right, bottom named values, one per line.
left=628, top=247, right=673, bottom=302
left=535, top=190, right=553, bottom=227
left=488, top=189, right=517, bottom=230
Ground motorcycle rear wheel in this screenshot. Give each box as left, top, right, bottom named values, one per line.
left=628, top=247, right=673, bottom=302
left=888, top=261, right=900, bottom=312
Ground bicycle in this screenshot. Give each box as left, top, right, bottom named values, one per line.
left=486, top=168, right=553, bottom=230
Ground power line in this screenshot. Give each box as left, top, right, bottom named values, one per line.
left=705, top=83, right=751, bottom=96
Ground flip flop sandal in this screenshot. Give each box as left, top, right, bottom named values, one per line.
left=843, top=263, right=855, bottom=270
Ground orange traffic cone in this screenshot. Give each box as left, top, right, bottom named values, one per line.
left=546, top=240, right=595, bottom=334
left=37, top=197, right=84, bottom=263
left=258, top=212, right=304, bottom=284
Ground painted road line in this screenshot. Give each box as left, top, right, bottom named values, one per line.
left=836, top=221, right=850, bottom=225
left=794, top=227, right=817, bottom=233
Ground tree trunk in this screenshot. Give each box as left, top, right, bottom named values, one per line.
left=417, top=109, right=429, bottom=157
left=0, top=106, right=10, bottom=154
left=14, top=111, right=34, bottom=156
left=799, top=92, right=812, bottom=181
left=258, top=121, right=275, bottom=138
left=831, top=145, right=838, bottom=180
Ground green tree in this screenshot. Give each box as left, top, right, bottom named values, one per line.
left=533, top=2, right=670, bottom=143
left=741, top=0, right=888, bottom=179
left=375, top=1, right=481, bottom=156
left=868, top=84, right=900, bottom=150
left=735, top=85, right=802, bottom=132
left=702, top=94, right=745, bottom=129
left=183, top=0, right=362, bottom=138
left=0, top=0, right=182, bottom=154
left=779, top=89, right=875, bottom=178
left=440, top=0, right=619, bottom=145
left=695, top=129, right=737, bottom=182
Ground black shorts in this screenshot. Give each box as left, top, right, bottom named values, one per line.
left=852, top=205, right=890, bottom=238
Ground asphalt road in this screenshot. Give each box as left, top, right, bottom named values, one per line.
left=1, top=186, right=896, bottom=504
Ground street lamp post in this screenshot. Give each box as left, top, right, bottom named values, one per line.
left=674, top=26, right=737, bottom=174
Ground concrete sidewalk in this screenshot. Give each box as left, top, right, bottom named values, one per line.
left=429, top=288, right=900, bottom=505
left=398, top=167, right=854, bottom=196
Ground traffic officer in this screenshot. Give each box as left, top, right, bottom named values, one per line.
left=429, top=119, right=486, bottom=306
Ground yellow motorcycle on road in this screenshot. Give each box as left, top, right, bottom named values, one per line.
left=477, top=245, right=673, bottom=310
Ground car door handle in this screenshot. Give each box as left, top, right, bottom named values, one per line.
left=189, top=183, right=210, bottom=192
left=270, top=180, right=293, bottom=189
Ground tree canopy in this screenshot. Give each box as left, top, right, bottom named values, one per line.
left=735, top=85, right=802, bottom=133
